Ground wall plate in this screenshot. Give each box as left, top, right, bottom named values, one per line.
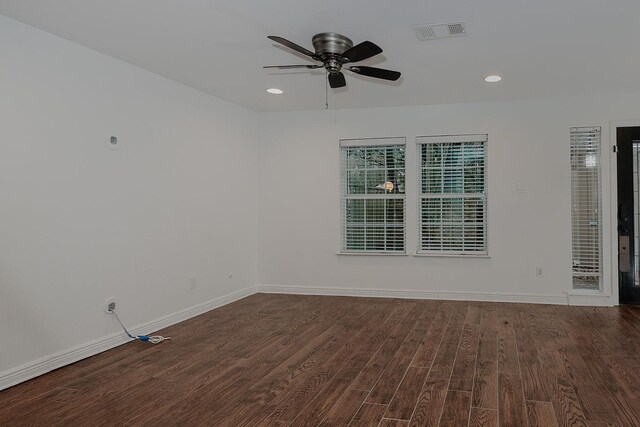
left=104, top=297, right=117, bottom=313
left=106, top=136, right=119, bottom=151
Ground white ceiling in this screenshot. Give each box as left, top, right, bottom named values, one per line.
left=1, top=0, right=640, bottom=112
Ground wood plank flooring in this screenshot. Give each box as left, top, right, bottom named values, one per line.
left=2, top=293, right=640, bottom=426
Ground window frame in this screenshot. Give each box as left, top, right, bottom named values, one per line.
left=416, top=134, right=488, bottom=256
left=570, top=126, right=602, bottom=291
left=339, top=137, right=407, bottom=254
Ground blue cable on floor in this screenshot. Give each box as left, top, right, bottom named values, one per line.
left=109, top=308, right=171, bottom=344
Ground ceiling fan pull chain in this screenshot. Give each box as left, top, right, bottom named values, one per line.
left=325, top=71, right=329, bottom=110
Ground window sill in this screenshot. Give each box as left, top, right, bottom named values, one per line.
left=336, top=252, right=409, bottom=256
left=412, top=253, right=491, bottom=258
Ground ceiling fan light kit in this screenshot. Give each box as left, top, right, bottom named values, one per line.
left=264, top=32, right=401, bottom=89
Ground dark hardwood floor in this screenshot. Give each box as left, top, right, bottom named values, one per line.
left=2, top=293, right=640, bottom=426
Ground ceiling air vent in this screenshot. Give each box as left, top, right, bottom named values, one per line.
left=413, top=22, right=467, bottom=41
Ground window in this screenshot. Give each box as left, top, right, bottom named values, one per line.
left=340, top=138, right=406, bottom=253
left=570, top=127, right=602, bottom=290
left=417, top=135, right=487, bottom=255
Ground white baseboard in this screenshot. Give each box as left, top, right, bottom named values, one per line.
left=259, top=284, right=438, bottom=300
left=566, top=292, right=616, bottom=306
left=257, top=284, right=574, bottom=305
left=0, top=286, right=258, bottom=391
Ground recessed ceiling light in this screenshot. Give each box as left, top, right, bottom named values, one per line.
left=484, top=75, right=502, bottom=83
left=267, top=88, right=284, bottom=94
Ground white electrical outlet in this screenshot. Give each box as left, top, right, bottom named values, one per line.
left=536, top=267, right=543, bottom=278
left=516, top=182, right=528, bottom=193
left=190, top=276, right=197, bottom=290
left=104, top=297, right=117, bottom=313
left=228, top=273, right=233, bottom=279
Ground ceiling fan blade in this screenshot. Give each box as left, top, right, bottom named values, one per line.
left=341, top=41, right=382, bottom=62
left=328, top=72, right=346, bottom=88
left=267, top=36, right=318, bottom=59
left=348, top=66, right=401, bottom=81
left=263, top=65, right=323, bottom=69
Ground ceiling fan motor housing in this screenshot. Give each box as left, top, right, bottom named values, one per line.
left=312, top=32, right=353, bottom=55
left=312, top=32, right=353, bottom=73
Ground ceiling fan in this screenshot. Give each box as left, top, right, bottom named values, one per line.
left=264, top=32, right=401, bottom=89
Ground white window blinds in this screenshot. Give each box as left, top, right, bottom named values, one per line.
left=417, top=135, right=488, bottom=255
left=340, top=138, right=406, bottom=253
left=570, top=126, right=602, bottom=290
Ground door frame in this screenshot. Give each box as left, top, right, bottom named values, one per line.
left=608, top=120, right=640, bottom=305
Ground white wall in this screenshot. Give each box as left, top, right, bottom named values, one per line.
left=257, top=93, right=640, bottom=305
left=0, top=16, right=258, bottom=379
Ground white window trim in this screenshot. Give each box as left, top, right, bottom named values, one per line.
left=339, top=137, right=407, bottom=254
left=570, top=126, right=602, bottom=292
left=339, top=137, right=405, bottom=147
left=416, top=134, right=489, bottom=256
